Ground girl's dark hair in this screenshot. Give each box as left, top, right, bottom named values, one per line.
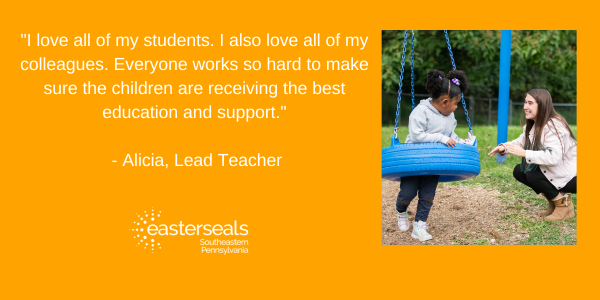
left=425, top=69, right=469, bottom=101
left=524, top=89, right=576, bottom=152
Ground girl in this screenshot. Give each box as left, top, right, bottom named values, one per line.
left=488, top=89, right=577, bottom=221
left=397, top=69, right=469, bottom=241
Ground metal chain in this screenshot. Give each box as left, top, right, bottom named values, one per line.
left=393, top=31, right=408, bottom=139
left=410, top=31, right=415, bottom=110
left=444, top=30, right=472, bottom=132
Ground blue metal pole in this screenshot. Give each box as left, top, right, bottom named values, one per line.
left=497, top=30, right=511, bottom=164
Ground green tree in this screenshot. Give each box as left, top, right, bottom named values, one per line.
left=382, top=30, right=576, bottom=103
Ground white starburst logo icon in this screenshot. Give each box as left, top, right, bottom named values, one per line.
left=130, top=208, right=162, bottom=253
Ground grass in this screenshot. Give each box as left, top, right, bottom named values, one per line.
left=382, top=125, right=577, bottom=245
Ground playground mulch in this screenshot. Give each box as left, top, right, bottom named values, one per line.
left=382, top=180, right=540, bottom=245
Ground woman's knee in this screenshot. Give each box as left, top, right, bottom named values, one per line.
left=513, top=164, right=524, bottom=180
left=525, top=168, right=545, bottom=182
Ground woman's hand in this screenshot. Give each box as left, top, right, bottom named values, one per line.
left=488, top=145, right=506, bottom=157
left=504, top=144, right=527, bottom=157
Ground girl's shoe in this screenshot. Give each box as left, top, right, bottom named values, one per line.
left=397, top=212, right=409, bottom=232
left=411, top=221, right=433, bottom=241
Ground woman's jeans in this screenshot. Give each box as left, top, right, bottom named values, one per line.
left=396, top=175, right=439, bottom=222
left=512, top=164, right=577, bottom=199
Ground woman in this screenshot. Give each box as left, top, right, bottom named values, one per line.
left=488, top=89, right=577, bottom=221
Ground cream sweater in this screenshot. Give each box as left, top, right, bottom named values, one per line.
left=502, top=119, right=577, bottom=190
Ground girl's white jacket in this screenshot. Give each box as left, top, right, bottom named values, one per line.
left=502, top=119, right=577, bottom=189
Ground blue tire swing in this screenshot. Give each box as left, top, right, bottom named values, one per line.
left=382, top=31, right=481, bottom=182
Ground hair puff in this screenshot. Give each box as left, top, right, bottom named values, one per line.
left=447, top=70, right=469, bottom=94
left=425, top=69, right=445, bottom=97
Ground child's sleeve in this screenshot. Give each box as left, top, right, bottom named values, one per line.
left=408, top=112, right=449, bottom=144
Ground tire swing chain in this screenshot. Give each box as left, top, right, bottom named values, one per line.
left=393, top=30, right=409, bottom=140
left=444, top=30, right=473, bottom=137
left=410, top=30, right=415, bottom=110
left=394, top=31, right=416, bottom=140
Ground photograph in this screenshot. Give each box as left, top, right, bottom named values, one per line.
left=381, top=30, right=577, bottom=245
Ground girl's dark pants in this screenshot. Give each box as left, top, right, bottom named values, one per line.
left=512, top=164, right=577, bottom=199
left=396, top=175, right=439, bottom=222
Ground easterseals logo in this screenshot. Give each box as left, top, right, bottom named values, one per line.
left=130, top=208, right=250, bottom=255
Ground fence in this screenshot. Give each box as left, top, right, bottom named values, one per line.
left=382, top=92, right=577, bottom=126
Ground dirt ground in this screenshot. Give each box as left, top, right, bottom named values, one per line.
left=382, top=180, right=540, bottom=245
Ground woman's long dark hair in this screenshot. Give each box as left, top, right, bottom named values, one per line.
left=524, top=89, right=576, bottom=152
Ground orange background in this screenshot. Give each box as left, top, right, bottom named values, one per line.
left=0, top=1, right=595, bottom=299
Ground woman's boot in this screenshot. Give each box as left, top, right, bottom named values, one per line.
left=538, top=193, right=555, bottom=217
left=545, top=194, right=575, bottom=222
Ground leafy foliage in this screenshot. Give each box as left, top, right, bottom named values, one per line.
left=382, top=30, right=577, bottom=103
